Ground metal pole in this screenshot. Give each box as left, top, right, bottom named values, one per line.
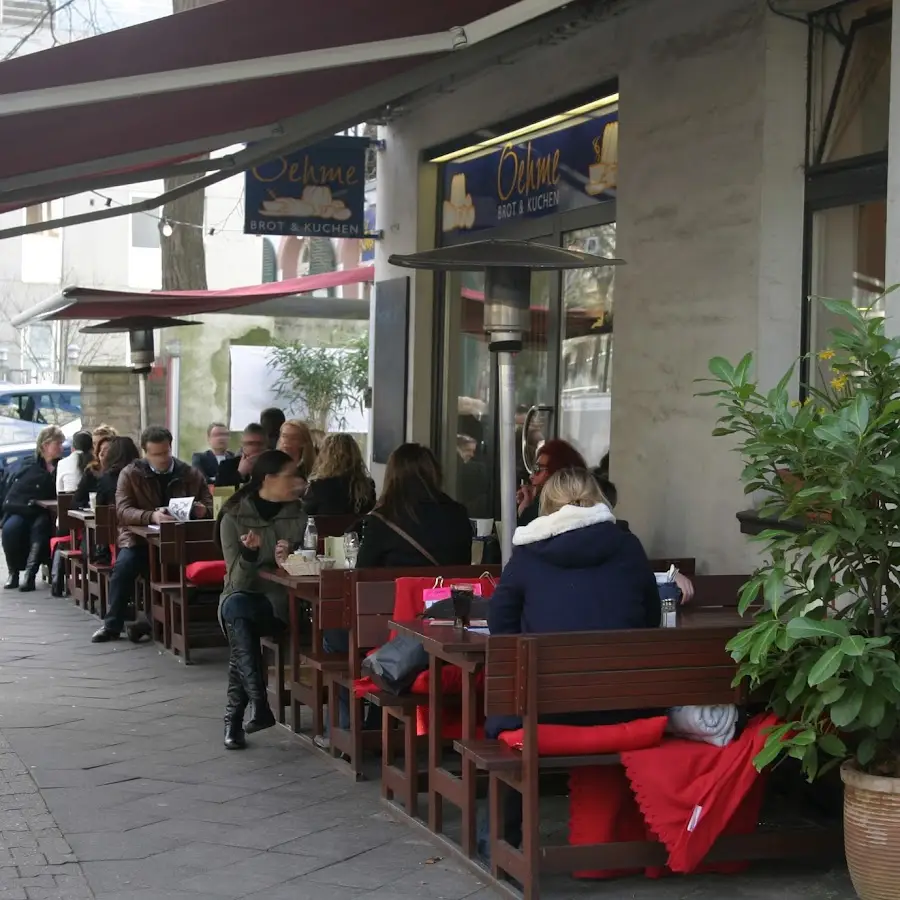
left=137, top=372, right=149, bottom=435
left=497, top=351, right=517, bottom=566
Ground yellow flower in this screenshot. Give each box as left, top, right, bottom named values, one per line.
left=803, top=397, right=812, bottom=406
left=818, top=349, right=835, bottom=360
left=831, top=374, right=848, bottom=391
left=790, top=400, right=801, bottom=408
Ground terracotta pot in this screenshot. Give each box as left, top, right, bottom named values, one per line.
left=842, top=761, right=900, bottom=899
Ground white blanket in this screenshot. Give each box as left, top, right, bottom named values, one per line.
left=667, top=704, right=738, bottom=748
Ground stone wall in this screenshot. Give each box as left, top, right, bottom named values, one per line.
left=79, top=366, right=166, bottom=442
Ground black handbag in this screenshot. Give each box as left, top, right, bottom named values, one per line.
left=360, top=635, right=429, bottom=695
left=421, top=596, right=491, bottom=621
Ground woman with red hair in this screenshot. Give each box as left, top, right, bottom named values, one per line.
left=516, top=438, right=587, bottom=526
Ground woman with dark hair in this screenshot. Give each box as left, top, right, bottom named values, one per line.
left=216, top=450, right=307, bottom=750
left=516, top=438, right=587, bottom=527
left=56, top=431, right=93, bottom=493
left=1, top=426, right=64, bottom=591
left=356, top=442, right=472, bottom=569
left=74, top=434, right=114, bottom=509
left=303, top=433, right=375, bottom=517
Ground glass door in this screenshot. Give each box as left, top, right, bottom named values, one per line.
left=442, top=234, right=557, bottom=519
left=558, top=223, right=617, bottom=469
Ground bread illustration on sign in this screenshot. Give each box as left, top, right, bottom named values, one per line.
left=586, top=121, right=619, bottom=196
left=260, top=185, right=353, bottom=220
left=442, top=173, right=476, bottom=232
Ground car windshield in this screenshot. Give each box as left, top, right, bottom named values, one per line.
left=0, top=391, right=80, bottom=426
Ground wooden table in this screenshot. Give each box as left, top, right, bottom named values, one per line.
left=388, top=620, right=488, bottom=858
left=34, top=499, right=57, bottom=512
left=390, top=608, right=748, bottom=860
left=259, top=567, right=347, bottom=739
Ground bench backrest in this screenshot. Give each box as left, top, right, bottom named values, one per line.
left=690, top=574, right=753, bottom=609
left=93, top=504, right=117, bottom=547
left=159, top=520, right=220, bottom=567
left=57, top=491, right=75, bottom=531
left=484, top=627, right=741, bottom=718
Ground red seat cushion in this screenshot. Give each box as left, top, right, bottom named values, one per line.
left=49, top=536, right=71, bottom=554
left=498, top=717, right=668, bottom=755
left=185, top=560, right=226, bottom=586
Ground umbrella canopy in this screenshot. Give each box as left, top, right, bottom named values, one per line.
left=79, top=317, right=200, bottom=333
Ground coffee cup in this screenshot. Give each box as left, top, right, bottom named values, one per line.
left=471, top=518, right=494, bottom=538
left=88, top=492, right=97, bottom=511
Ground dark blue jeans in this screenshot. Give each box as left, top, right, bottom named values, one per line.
left=2, top=513, right=51, bottom=572
left=323, top=628, right=351, bottom=731
left=104, top=546, right=148, bottom=634
left=220, top=591, right=283, bottom=635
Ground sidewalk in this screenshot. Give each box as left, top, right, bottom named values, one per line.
left=0, top=577, right=855, bottom=900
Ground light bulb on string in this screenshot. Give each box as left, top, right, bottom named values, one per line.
left=161, top=220, right=174, bottom=238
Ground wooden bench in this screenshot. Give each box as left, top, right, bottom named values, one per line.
left=327, top=565, right=501, bottom=784
left=157, top=520, right=226, bottom=664
left=457, top=628, right=838, bottom=899
left=85, top=505, right=117, bottom=619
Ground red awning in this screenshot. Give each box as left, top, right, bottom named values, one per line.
left=0, top=0, right=577, bottom=214
left=15, top=266, right=375, bottom=325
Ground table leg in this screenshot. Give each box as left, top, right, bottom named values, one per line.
left=310, top=600, right=324, bottom=738
left=289, top=594, right=302, bottom=734
left=428, top=654, right=444, bottom=835
left=460, top=665, right=478, bottom=857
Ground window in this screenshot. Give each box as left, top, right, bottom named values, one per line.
left=131, top=209, right=161, bottom=250
left=24, top=201, right=62, bottom=237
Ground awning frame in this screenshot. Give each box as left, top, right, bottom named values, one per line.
left=0, top=0, right=602, bottom=238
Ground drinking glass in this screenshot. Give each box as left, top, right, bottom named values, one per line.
left=451, top=583, right=475, bottom=629
left=344, top=532, right=360, bottom=569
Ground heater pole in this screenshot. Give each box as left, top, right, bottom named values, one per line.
left=497, top=350, right=517, bottom=565
left=137, top=372, right=149, bottom=434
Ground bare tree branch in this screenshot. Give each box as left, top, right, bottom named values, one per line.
left=3, top=0, right=101, bottom=60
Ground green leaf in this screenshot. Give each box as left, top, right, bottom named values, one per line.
left=811, top=531, right=839, bottom=560
left=786, top=618, right=849, bottom=641
left=845, top=392, right=871, bottom=435
left=753, top=733, right=788, bottom=771
left=857, top=736, right=877, bottom=767
left=860, top=692, right=885, bottom=729
left=738, top=577, right=762, bottom=615
left=818, top=733, right=847, bottom=758
left=808, top=647, right=845, bottom=687
left=785, top=667, right=808, bottom=703
left=733, top=352, right=753, bottom=387
left=831, top=690, right=865, bottom=728
left=763, top=570, right=784, bottom=614
left=840, top=636, right=866, bottom=657
left=821, top=682, right=845, bottom=704
left=708, top=357, right=736, bottom=384
left=712, top=427, right=736, bottom=437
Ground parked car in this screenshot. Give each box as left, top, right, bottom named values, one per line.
left=0, top=418, right=81, bottom=473
left=0, top=384, right=80, bottom=426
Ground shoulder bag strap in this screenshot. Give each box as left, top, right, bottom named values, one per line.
left=369, top=511, right=440, bottom=567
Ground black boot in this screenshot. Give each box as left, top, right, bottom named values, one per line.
left=19, top=543, right=43, bottom=593
left=229, top=619, right=275, bottom=734
left=224, top=635, right=247, bottom=750
left=4, top=571, right=19, bottom=590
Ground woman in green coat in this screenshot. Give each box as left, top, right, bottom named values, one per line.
left=216, top=450, right=307, bottom=749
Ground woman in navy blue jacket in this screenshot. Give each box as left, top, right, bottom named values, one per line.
left=480, top=467, right=661, bottom=861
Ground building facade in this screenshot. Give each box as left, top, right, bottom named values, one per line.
left=373, top=0, right=888, bottom=573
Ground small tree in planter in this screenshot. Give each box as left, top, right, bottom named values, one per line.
left=702, top=297, right=900, bottom=900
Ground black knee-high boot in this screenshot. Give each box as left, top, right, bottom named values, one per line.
left=223, top=645, right=248, bottom=750
left=19, top=542, right=43, bottom=593
left=228, top=618, right=275, bottom=734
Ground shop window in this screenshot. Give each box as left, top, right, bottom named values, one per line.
left=559, top=224, right=616, bottom=467
left=809, top=200, right=886, bottom=390
left=810, top=6, right=890, bottom=166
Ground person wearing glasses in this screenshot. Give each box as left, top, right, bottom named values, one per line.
left=515, top=439, right=587, bottom=527
left=216, top=423, right=268, bottom=490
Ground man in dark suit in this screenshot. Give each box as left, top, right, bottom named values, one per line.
left=191, top=422, right=234, bottom=485
left=215, top=423, right=267, bottom=490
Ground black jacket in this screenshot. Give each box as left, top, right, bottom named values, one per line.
left=191, top=449, right=234, bottom=484
left=357, top=493, right=472, bottom=569
left=489, top=503, right=660, bottom=636
left=214, top=456, right=247, bottom=490
left=1, top=455, right=57, bottom=521
left=74, top=469, right=99, bottom=509
left=303, top=475, right=376, bottom=517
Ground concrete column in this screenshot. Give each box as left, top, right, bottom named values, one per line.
left=885, top=0, right=900, bottom=330
left=372, top=125, right=438, bottom=484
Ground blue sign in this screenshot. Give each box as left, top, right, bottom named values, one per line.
left=360, top=204, right=376, bottom=262
left=441, top=110, right=617, bottom=240
left=244, top=136, right=368, bottom=238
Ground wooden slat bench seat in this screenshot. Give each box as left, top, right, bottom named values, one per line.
left=456, top=628, right=840, bottom=899
left=85, top=505, right=117, bottom=619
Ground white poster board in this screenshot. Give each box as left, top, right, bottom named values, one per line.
left=228, top=344, right=368, bottom=434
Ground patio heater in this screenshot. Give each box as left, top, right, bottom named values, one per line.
left=389, top=239, right=622, bottom=565
left=80, top=316, right=199, bottom=433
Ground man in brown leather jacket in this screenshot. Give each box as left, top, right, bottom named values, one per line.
left=91, top=426, right=212, bottom=644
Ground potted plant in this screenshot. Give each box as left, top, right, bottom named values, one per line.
left=701, top=296, right=900, bottom=900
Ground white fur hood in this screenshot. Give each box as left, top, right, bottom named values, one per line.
left=513, top=502, right=616, bottom=547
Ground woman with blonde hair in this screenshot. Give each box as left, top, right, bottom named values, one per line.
left=277, top=419, right=317, bottom=482
left=480, top=466, right=662, bottom=861
left=303, top=433, right=375, bottom=517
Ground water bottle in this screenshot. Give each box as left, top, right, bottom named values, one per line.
left=303, top=517, right=318, bottom=552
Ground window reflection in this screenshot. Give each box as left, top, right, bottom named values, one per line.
left=559, top=224, right=616, bottom=468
